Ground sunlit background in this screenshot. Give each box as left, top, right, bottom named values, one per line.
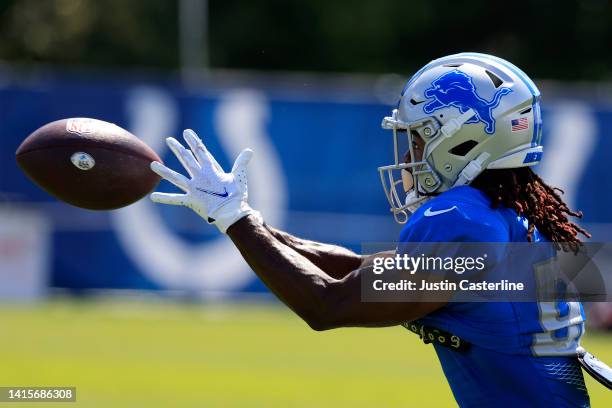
left=1, top=1, right=611, bottom=406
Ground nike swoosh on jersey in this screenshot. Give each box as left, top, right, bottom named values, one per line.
left=424, top=206, right=458, bottom=217
left=196, top=186, right=229, bottom=198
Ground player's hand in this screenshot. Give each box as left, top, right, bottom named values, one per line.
left=149, top=129, right=259, bottom=233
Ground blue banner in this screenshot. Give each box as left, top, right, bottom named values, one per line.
left=1, top=74, right=611, bottom=293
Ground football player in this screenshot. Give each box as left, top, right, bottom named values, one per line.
left=150, top=53, right=594, bottom=406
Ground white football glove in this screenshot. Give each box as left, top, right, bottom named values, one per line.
left=149, top=129, right=260, bottom=233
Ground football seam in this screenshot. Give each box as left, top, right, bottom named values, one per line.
left=16, top=142, right=161, bottom=163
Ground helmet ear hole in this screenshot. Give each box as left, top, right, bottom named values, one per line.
left=449, top=140, right=479, bottom=156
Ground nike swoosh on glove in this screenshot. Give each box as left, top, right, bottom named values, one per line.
left=149, top=129, right=261, bottom=233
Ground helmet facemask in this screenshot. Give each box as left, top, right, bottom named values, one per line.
left=379, top=109, right=441, bottom=223
left=379, top=106, right=479, bottom=223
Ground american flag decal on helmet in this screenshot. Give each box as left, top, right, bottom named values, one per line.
left=511, top=117, right=529, bottom=132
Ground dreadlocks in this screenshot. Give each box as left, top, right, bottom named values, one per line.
left=471, top=167, right=591, bottom=252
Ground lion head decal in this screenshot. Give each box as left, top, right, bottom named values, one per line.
left=423, top=70, right=512, bottom=134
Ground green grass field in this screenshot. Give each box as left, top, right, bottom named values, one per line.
left=0, top=298, right=610, bottom=407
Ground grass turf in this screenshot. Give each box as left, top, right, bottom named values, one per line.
left=0, top=299, right=610, bottom=407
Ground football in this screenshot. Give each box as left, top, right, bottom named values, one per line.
left=15, top=118, right=162, bottom=210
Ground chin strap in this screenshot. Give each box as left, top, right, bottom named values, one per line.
left=425, top=108, right=477, bottom=160
left=454, top=152, right=490, bottom=187
left=440, top=109, right=476, bottom=138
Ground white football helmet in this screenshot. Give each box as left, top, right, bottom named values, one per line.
left=379, top=52, right=543, bottom=223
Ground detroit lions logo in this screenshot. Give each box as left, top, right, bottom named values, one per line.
left=423, top=70, right=512, bottom=134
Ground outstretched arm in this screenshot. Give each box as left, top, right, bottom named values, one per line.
left=229, top=215, right=444, bottom=330
left=149, top=130, right=445, bottom=330
left=264, top=224, right=364, bottom=279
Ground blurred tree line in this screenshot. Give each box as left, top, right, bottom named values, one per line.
left=0, top=0, right=610, bottom=80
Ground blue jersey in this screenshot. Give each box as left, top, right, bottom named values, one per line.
left=399, top=186, right=590, bottom=407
